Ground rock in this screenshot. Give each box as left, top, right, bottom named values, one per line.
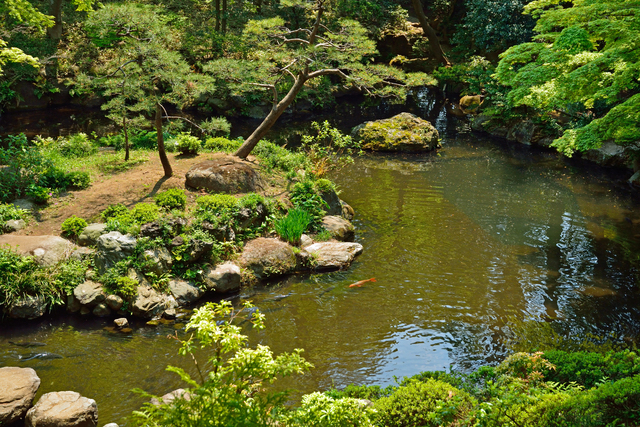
left=105, top=295, right=123, bottom=311
left=70, top=247, right=95, bottom=261
left=352, top=113, right=439, bottom=152
left=185, top=154, right=262, bottom=193
left=150, top=389, right=190, bottom=407
left=0, top=367, right=41, bottom=425
left=12, top=199, right=36, bottom=211
left=73, top=281, right=106, bottom=308
left=140, top=222, right=163, bottom=238
left=184, top=239, right=213, bottom=261
left=92, top=303, right=111, bottom=317
left=170, top=236, right=184, bottom=247
left=103, top=424, right=119, bottom=427
left=506, top=120, right=538, bottom=145
left=300, top=234, right=314, bottom=248
left=168, top=279, right=203, bottom=305
left=77, top=223, right=107, bottom=247
left=583, top=141, right=628, bottom=168
left=7, top=295, right=46, bottom=320
left=0, top=235, right=76, bottom=266
left=238, top=238, right=297, bottom=279
left=236, top=204, right=267, bottom=229
left=341, top=201, right=355, bottom=220
left=25, top=391, right=97, bottom=427
left=138, top=247, right=172, bottom=276
left=131, top=285, right=170, bottom=319
left=94, top=232, right=136, bottom=275
left=114, top=318, right=129, bottom=329
left=200, top=222, right=235, bottom=242
left=163, top=308, right=177, bottom=319
left=66, top=295, right=81, bottom=313
left=201, top=262, right=242, bottom=293
left=321, top=216, right=355, bottom=242
left=318, top=188, right=342, bottom=216
left=301, top=242, right=363, bottom=271
left=4, top=219, right=26, bottom=233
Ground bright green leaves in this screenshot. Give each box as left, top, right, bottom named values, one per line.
left=554, top=26, right=593, bottom=53
left=0, top=39, right=39, bottom=74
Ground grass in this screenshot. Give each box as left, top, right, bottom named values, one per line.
left=41, top=147, right=150, bottom=178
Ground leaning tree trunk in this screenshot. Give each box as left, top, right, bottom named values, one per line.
left=155, top=104, right=172, bottom=177
left=123, top=116, right=130, bottom=162
left=234, top=75, right=308, bottom=159
left=411, top=0, right=451, bottom=67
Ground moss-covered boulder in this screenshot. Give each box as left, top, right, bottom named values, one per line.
left=352, top=112, right=440, bottom=152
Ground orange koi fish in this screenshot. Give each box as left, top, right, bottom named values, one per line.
left=349, top=278, right=376, bottom=288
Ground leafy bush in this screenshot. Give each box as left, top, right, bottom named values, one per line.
left=174, top=132, right=201, bottom=155
left=56, top=133, right=98, bottom=158
left=66, top=171, right=91, bottom=190
left=196, top=194, right=238, bottom=213
left=130, top=203, right=159, bottom=224
left=325, top=384, right=395, bottom=401
left=275, top=208, right=312, bottom=245
left=129, top=129, right=158, bottom=149
left=314, top=178, right=336, bottom=193
left=253, top=140, right=310, bottom=173
left=104, top=203, right=158, bottom=235
left=106, top=276, right=139, bottom=299
left=26, top=186, right=52, bottom=205
left=38, top=168, right=91, bottom=191
left=201, top=117, right=231, bottom=137
left=589, top=375, right=640, bottom=424
left=284, top=392, right=375, bottom=426
left=374, top=379, right=475, bottom=427
left=155, top=188, right=187, bottom=211
left=290, top=180, right=327, bottom=228
left=61, top=216, right=87, bottom=238
left=204, top=136, right=242, bottom=153
left=0, top=203, right=29, bottom=224
left=101, top=203, right=129, bottom=221
left=301, top=121, right=361, bottom=177
left=0, top=134, right=53, bottom=202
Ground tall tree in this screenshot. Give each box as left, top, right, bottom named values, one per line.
left=205, top=0, right=430, bottom=159
left=47, top=0, right=95, bottom=39
left=411, top=0, right=450, bottom=66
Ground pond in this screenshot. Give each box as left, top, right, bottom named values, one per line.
left=2, top=94, right=640, bottom=426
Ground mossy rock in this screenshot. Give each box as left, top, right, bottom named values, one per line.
left=352, top=112, right=440, bottom=152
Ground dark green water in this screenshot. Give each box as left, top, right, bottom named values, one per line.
left=2, top=105, right=640, bottom=426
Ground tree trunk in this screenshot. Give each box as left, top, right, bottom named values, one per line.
left=411, top=0, right=451, bottom=66
left=235, top=75, right=308, bottom=159
left=155, top=104, right=172, bottom=177
left=47, top=0, right=64, bottom=39
left=221, top=0, right=227, bottom=34
left=215, top=0, right=221, bottom=32
left=123, top=116, right=130, bottom=162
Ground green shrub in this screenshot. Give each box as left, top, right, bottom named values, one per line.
left=130, top=203, right=159, bottom=224
left=253, top=140, right=310, bottom=173
left=589, top=375, right=640, bottom=424
left=238, top=193, right=266, bottom=210
left=314, top=178, right=336, bottom=193
left=155, top=188, right=187, bottom=211
left=196, top=194, right=238, bottom=213
left=26, top=185, right=52, bottom=205
left=56, top=133, right=98, bottom=158
left=105, top=276, right=139, bottom=299
left=129, top=129, right=158, bottom=149
left=0, top=203, right=29, bottom=224
left=374, top=379, right=475, bottom=427
left=201, top=116, right=231, bottom=137
left=275, top=208, right=312, bottom=245
left=101, top=203, right=129, bottom=221
left=290, top=180, right=327, bottom=227
left=38, top=168, right=91, bottom=192
left=284, top=392, right=375, bottom=427
left=61, top=216, right=87, bottom=238
left=313, top=229, right=333, bottom=242
left=174, top=133, right=201, bottom=155
left=204, top=136, right=242, bottom=153
left=325, top=384, right=395, bottom=401
left=0, top=134, right=53, bottom=202
left=67, top=171, right=91, bottom=190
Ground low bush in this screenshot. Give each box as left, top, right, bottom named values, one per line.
left=325, top=384, right=395, bottom=401
left=196, top=194, right=238, bottom=214
left=275, top=208, right=311, bottom=245
left=283, top=392, right=375, bottom=426
left=26, top=185, right=52, bottom=205
left=204, top=136, right=242, bottom=153
left=155, top=188, right=187, bottom=211
left=106, top=276, right=139, bottom=299
left=590, top=374, right=640, bottom=424
left=290, top=180, right=327, bottom=228
left=61, top=216, right=87, bottom=238
left=0, top=203, right=29, bottom=224
left=0, top=134, right=52, bottom=202
left=174, top=133, right=201, bottom=155
left=101, top=203, right=129, bottom=221
left=253, top=140, right=310, bottom=173
left=130, top=203, right=160, bottom=224
left=56, top=133, right=98, bottom=158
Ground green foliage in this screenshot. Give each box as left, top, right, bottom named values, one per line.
left=155, top=189, right=187, bottom=211
left=589, top=375, right=640, bottom=424
left=253, top=140, right=311, bottom=173
left=0, top=134, right=52, bottom=202
left=313, top=178, right=336, bottom=193
left=301, top=121, right=361, bottom=177
left=55, top=133, right=98, bottom=158
left=26, top=186, right=52, bottom=205
left=61, top=215, right=87, bottom=238
left=374, top=379, right=475, bottom=427
left=131, top=301, right=312, bottom=427
left=196, top=194, right=238, bottom=213
left=204, top=137, right=242, bottom=153
left=325, top=384, right=395, bottom=401
left=0, top=203, right=29, bottom=225
left=106, top=276, right=139, bottom=300
left=131, top=203, right=160, bottom=225
left=173, top=133, right=201, bottom=155
left=283, top=392, right=375, bottom=427
left=434, top=56, right=502, bottom=98
left=275, top=208, right=312, bottom=245
left=104, top=203, right=159, bottom=235
left=290, top=180, right=328, bottom=228
left=101, top=203, right=129, bottom=221
left=200, top=117, right=231, bottom=137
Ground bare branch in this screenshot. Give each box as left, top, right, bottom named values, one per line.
left=307, top=68, right=350, bottom=79
left=249, top=83, right=278, bottom=108
left=162, top=115, right=207, bottom=133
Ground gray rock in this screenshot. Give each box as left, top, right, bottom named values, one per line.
left=0, top=235, right=76, bottom=266
left=341, top=201, right=355, bottom=220
left=185, top=154, right=262, bottom=194
left=239, top=238, right=297, bottom=279
left=25, top=391, right=97, bottom=427
left=95, top=232, right=136, bottom=275
left=114, top=318, right=129, bottom=329
left=318, top=188, right=342, bottom=216
left=11, top=199, right=35, bottom=211
left=66, top=295, right=82, bottom=313
left=506, top=120, right=538, bottom=145
left=150, top=389, right=190, bottom=406
left=92, top=303, right=111, bottom=317
left=0, top=367, right=41, bottom=425
left=583, top=141, right=628, bottom=168
left=301, top=242, right=363, bottom=271
left=353, top=113, right=440, bottom=152
left=106, top=295, right=124, bottom=311
left=77, top=223, right=107, bottom=247
left=201, top=262, right=242, bottom=293
left=138, top=247, right=173, bottom=276
left=104, top=424, right=119, bottom=427
left=300, top=234, right=314, bottom=248
left=7, top=295, right=46, bottom=320
left=163, top=308, right=177, bottom=319
left=70, top=247, right=95, bottom=261
left=80, top=306, right=91, bottom=316
left=168, top=279, right=203, bottom=305
left=131, top=285, right=170, bottom=319
left=4, top=219, right=26, bottom=233
left=321, top=216, right=355, bottom=242
left=73, top=281, right=106, bottom=308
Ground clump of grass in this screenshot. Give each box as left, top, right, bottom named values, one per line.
left=61, top=215, right=87, bottom=238
left=275, top=208, right=312, bottom=245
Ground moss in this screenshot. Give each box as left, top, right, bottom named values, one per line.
left=353, top=113, right=439, bottom=152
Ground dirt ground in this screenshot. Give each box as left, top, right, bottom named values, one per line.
left=19, top=151, right=281, bottom=236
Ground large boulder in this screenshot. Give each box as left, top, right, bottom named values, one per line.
left=6, top=295, right=47, bottom=320
left=131, top=285, right=172, bottom=319
left=321, top=216, right=355, bottom=242
left=168, top=279, right=203, bottom=305
left=77, top=224, right=107, bottom=247
left=239, top=238, right=297, bottom=279
left=185, top=154, right=262, bottom=193
left=137, top=247, right=172, bottom=276
left=25, top=391, right=97, bottom=427
left=73, top=281, right=106, bottom=308
left=300, top=242, right=363, bottom=270
left=0, top=367, right=41, bottom=425
left=4, top=219, right=26, bottom=233
left=94, top=232, right=136, bottom=275
left=318, top=188, right=342, bottom=216
left=201, top=262, right=242, bottom=293
left=352, top=112, right=439, bottom=152
left=0, top=235, right=76, bottom=266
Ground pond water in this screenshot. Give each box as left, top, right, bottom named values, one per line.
left=2, top=94, right=640, bottom=426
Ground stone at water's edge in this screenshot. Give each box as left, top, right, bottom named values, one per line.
left=7, top=295, right=46, bottom=320
left=239, top=238, right=297, bottom=279
left=150, top=389, right=191, bottom=407
left=201, top=262, right=242, bottom=293
left=0, top=235, right=76, bottom=266
left=352, top=112, right=440, bottom=152
left=131, top=285, right=173, bottom=319
left=94, top=232, right=136, bottom=275
left=0, top=367, right=41, bottom=425
left=321, top=216, right=355, bottom=242
left=168, top=279, right=203, bottom=305
left=185, top=154, right=262, bottom=193
left=77, top=223, right=107, bottom=247
left=73, top=281, right=106, bottom=308
left=318, top=188, right=343, bottom=216
left=301, top=242, right=363, bottom=271
left=138, top=247, right=173, bottom=276
left=26, top=391, right=98, bottom=427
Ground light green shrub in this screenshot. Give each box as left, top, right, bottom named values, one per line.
left=284, top=392, right=375, bottom=427
left=130, top=203, right=159, bottom=224
left=175, top=133, right=201, bottom=155
left=56, top=133, right=98, bottom=158
left=61, top=215, right=87, bottom=238
left=196, top=194, right=238, bottom=213
left=204, top=136, right=242, bottom=153
left=155, top=188, right=187, bottom=211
